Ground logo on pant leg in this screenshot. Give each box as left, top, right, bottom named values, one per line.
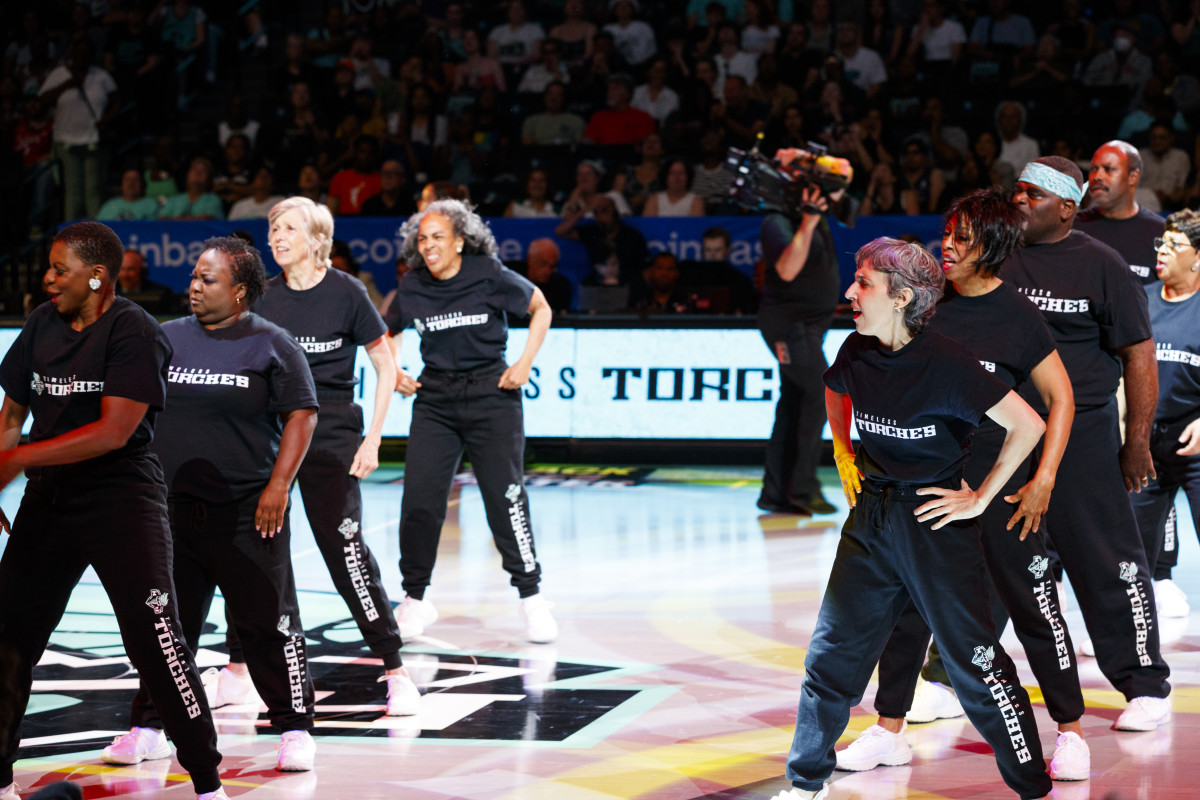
left=278, top=615, right=291, bottom=635
left=972, top=645, right=995, bottom=671
left=1119, top=562, right=1139, bottom=583
left=338, top=518, right=359, bottom=539
left=505, top=484, right=522, bottom=503
left=1028, top=555, right=1049, bottom=580
left=145, top=589, right=170, bottom=614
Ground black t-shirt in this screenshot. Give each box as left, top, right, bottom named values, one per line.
left=253, top=268, right=387, bottom=393
left=1000, top=230, right=1152, bottom=409
left=153, top=314, right=318, bottom=504
left=1076, top=206, right=1164, bottom=285
left=824, top=330, right=1011, bottom=483
left=1146, top=285, right=1200, bottom=426
left=0, top=297, right=171, bottom=461
left=759, top=213, right=841, bottom=325
left=385, top=255, right=534, bottom=373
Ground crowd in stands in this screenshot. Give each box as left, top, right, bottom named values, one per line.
left=5, top=0, right=1200, bottom=312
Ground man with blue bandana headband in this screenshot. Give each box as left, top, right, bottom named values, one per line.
left=1003, top=156, right=1172, bottom=733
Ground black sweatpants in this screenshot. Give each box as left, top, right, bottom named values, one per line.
left=0, top=453, right=222, bottom=793
left=231, top=399, right=403, bottom=671
left=759, top=317, right=831, bottom=507
left=1041, top=400, right=1170, bottom=700
left=1132, top=419, right=1200, bottom=582
left=399, top=366, right=541, bottom=600
left=785, top=475, right=1052, bottom=800
left=874, top=429, right=1084, bottom=724
left=132, top=494, right=315, bottom=733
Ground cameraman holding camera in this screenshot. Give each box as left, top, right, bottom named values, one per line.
left=756, top=148, right=844, bottom=516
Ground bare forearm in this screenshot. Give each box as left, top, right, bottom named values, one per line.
left=517, top=295, right=552, bottom=367
left=1120, top=340, right=1157, bottom=448
left=978, top=393, right=1046, bottom=506
left=774, top=216, right=821, bottom=281
left=269, top=410, right=317, bottom=490
left=365, top=337, right=396, bottom=440
left=825, top=388, right=854, bottom=459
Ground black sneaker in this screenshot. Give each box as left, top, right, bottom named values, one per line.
left=789, top=494, right=837, bottom=515
left=756, top=496, right=811, bottom=515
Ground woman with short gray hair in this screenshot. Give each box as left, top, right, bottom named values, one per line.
left=772, top=237, right=1055, bottom=800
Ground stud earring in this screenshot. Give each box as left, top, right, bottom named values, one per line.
left=456, top=247, right=463, bottom=253
left=88, top=278, right=101, bottom=291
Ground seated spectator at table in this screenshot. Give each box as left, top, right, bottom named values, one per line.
left=1139, top=121, right=1191, bottom=211
left=679, top=226, right=756, bottom=314
left=116, top=249, right=177, bottom=315
left=526, top=238, right=573, bottom=314
left=613, top=131, right=665, bottom=214
left=522, top=81, right=586, bottom=146
left=488, top=0, right=545, bottom=68
left=577, top=241, right=632, bottom=313
left=692, top=127, right=735, bottom=213
left=328, top=134, right=382, bottom=216
left=228, top=166, right=285, bottom=220
left=455, top=28, right=507, bottom=92
left=713, top=75, right=770, bottom=149
left=644, top=159, right=705, bottom=217
left=505, top=168, right=559, bottom=218
left=1083, top=23, right=1152, bottom=92
left=518, top=37, right=570, bottom=94
left=551, top=0, right=597, bottom=70
left=632, top=56, right=680, bottom=126
left=557, top=194, right=648, bottom=292
left=361, top=159, right=415, bottom=217
left=213, top=133, right=255, bottom=208
left=995, top=100, right=1039, bottom=176
left=158, top=157, right=223, bottom=219
left=604, top=0, right=657, bottom=67
left=583, top=73, right=656, bottom=145
left=98, top=168, right=159, bottom=221
left=634, top=251, right=688, bottom=314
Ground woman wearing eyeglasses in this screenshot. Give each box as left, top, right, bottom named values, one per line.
left=1130, top=211, right=1200, bottom=617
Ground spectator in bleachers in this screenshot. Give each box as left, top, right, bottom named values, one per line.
left=859, top=161, right=906, bottom=215
left=995, top=100, right=1039, bottom=176
left=692, top=126, right=734, bottom=212
left=521, top=81, right=585, bottom=145
left=488, top=0, right=545, bottom=69
left=910, top=96, right=969, bottom=172
left=1096, top=0, right=1166, bottom=54
left=686, top=0, right=742, bottom=30
left=583, top=73, right=655, bottom=145
left=557, top=194, right=648, bottom=291
left=1083, top=24, right=1152, bottom=95
left=504, top=168, right=559, bottom=218
left=296, top=163, right=326, bottom=205
left=551, top=0, right=597, bottom=69
left=434, top=2, right=469, bottom=62
left=1171, top=2, right=1200, bottom=61
left=1154, top=51, right=1200, bottom=124
left=56, top=4, right=105, bottom=67
left=416, top=180, right=469, bottom=211
left=347, top=36, right=391, bottom=92
left=1118, top=80, right=1187, bottom=142
left=967, top=0, right=1035, bottom=85
left=158, top=156, right=223, bottom=219
left=98, top=168, right=159, bottom=221
left=361, top=159, right=415, bottom=217
left=604, top=0, right=657, bottom=68
left=394, top=84, right=448, bottom=182
left=1010, top=33, right=1071, bottom=102
left=741, top=0, right=780, bottom=54
left=685, top=226, right=756, bottom=314
left=898, top=138, right=946, bottom=213
left=632, top=56, right=680, bottom=125
left=713, top=22, right=758, bottom=87
left=634, top=251, right=688, bottom=313
left=217, top=94, right=260, bottom=148
left=276, top=34, right=319, bottom=99
left=518, top=37, right=570, bottom=94
left=578, top=240, right=632, bottom=311
left=749, top=53, right=798, bottom=119
left=446, top=105, right=489, bottom=189
left=327, top=59, right=360, bottom=132
left=228, top=166, right=285, bottom=220
left=775, top=23, right=822, bottom=92
left=971, top=128, right=1017, bottom=189
left=584, top=30, right=628, bottom=94
left=454, top=28, right=507, bottom=92
left=1139, top=121, right=1191, bottom=211
left=306, top=4, right=353, bottom=70
left=40, top=39, right=118, bottom=221
left=834, top=22, right=887, bottom=98
left=153, top=0, right=210, bottom=85
left=713, top=75, right=770, bottom=149
left=1046, top=0, right=1094, bottom=72
left=526, top=238, right=573, bottom=314
left=328, top=134, right=382, bottom=215
left=763, top=103, right=809, bottom=152
left=5, top=12, right=55, bottom=91
left=116, top=248, right=177, bottom=315
left=212, top=133, right=254, bottom=208
left=13, top=90, right=55, bottom=223
left=271, top=81, right=328, bottom=183
left=644, top=159, right=705, bottom=217
left=865, top=0, right=906, bottom=66
left=144, top=135, right=181, bottom=201
left=564, top=160, right=632, bottom=216
left=614, top=131, right=665, bottom=214
left=102, top=6, right=164, bottom=130
left=330, top=240, right=385, bottom=309
left=808, top=0, right=836, bottom=54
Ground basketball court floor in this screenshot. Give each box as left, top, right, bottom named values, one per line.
left=1, top=464, right=1196, bottom=799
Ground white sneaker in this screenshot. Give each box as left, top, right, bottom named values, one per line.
left=385, top=673, right=420, bottom=716
left=1079, top=638, right=1095, bottom=657
left=1154, top=578, right=1190, bottom=618
left=1056, top=581, right=1068, bottom=614
left=906, top=679, right=964, bottom=723
left=834, top=723, right=912, bottom=771
left=213, top=666, right=259, bottom=708
left=520, top=594, right=558, bottom=643
left=1114, top=696, right=1172, bottom=731
left=395, top=596, right=438, bottom=639
left=197, top=789, right=230, bottom=800
left=0, top=782, right=18, bottom=800
left=768, top=788, right=829, bottom=800
left=1049, top=731, right=1090, bottom=781
left=101, top=726, right=171, bottom=765
left=276, top=730, right=316, bottom=771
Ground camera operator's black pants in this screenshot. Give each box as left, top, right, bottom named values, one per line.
left=132, top=493, right=315, bottom=734
left=759, top=315, right=831, bottom=508
left=0, top=452, right=222, bottom=794
left=399, top=366, right=542, bottom=600
left=873, top=430, right=1084, bottom=724
left=785, top=474, right=1052, bottom=800
left=1132, top=419, right=1200, bottom=582
left=229, top=398, right=404, bottom=671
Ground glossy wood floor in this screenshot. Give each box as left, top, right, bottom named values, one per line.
left=2, top=464, right=1197, bottom=799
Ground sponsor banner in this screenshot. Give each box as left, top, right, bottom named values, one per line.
left=100, top=215, right=945, bottom=294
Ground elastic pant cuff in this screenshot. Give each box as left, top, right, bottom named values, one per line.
left=517, top=585, right=540, bottom=599
left=382, top=651, right=404, bottom=671
left=192, top=772, right=222, bottom=794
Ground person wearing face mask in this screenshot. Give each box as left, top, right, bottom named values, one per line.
left=1082, top=24, right=1152, bottom=92
left=385, top=199, right=556, bottom=643
left=772, top=237, right=1052, bottom=800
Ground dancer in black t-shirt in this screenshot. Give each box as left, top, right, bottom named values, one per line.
left=0, top=223, right=227, bottom=800
left=833, top=189, right=1090, bottom=781
left=385, top=199, right=557, bottom=643
left=1132, top=210, right=1200, bottom=619
left=105, top=237, right=322, bottom=773
left=1004, top=156, right=1172, bottom=732
left=774, top=237, right=1052, bottom=800
left=1077, top=141, right=1164, bottom=286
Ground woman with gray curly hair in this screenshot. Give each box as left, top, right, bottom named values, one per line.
left=385, top=199, right=557, bottom=643
left=772, top=237, right=1055, bottom=800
